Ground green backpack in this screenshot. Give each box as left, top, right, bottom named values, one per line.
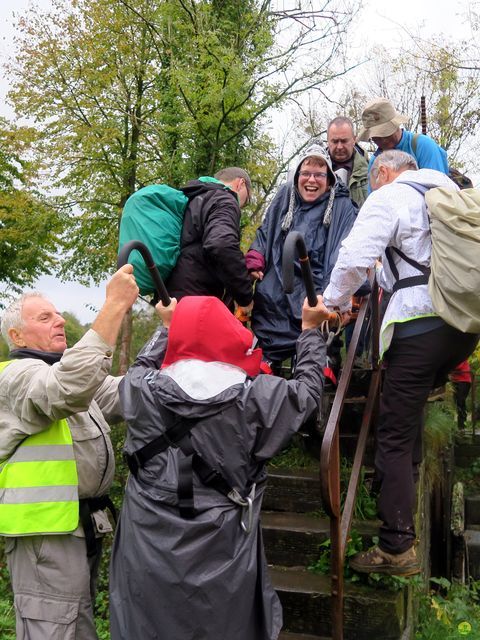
left=118, top=185, right=189, bottom=296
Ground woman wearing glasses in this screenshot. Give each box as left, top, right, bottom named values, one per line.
left=246, top=143, right=358, bottom=373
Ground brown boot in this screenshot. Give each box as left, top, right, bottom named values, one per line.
left=349, top=545, right=420, bottom=576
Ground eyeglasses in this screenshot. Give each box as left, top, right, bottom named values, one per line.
left=299, top=171, right=328, bottom=180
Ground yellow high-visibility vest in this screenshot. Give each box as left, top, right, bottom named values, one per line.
left=0, top=360, right=79, bottom=535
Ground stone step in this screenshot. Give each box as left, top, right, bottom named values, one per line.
left=465, top=495, right=480, bottom=526
left=465, top=528, right=480, bottom=579
left=262, top=511, right=379, bottom=567
left=264, top=468, right=375, bottom=515
left=454, top=437, right=480, bottom=468
left=279, top=632, right=330, bottom=640
left=265, top=468, right=321, bottom=513
left=270, top=565, right=408, bottom=639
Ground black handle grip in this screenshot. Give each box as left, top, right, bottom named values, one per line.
left=117, top=240, right=171, bottom=306
left=282, top=231, right=317, bottom=307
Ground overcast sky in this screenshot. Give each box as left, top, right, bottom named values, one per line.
left=0, top=0, right=474, bottom=323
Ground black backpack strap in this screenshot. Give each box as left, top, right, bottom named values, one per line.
left=78, top=495, right=117, bottom=557
left=384, top=180, right=431, bottom=292
left=385, top=245, right=430, bottom=293
left=124, top=417, right=196, bottom=476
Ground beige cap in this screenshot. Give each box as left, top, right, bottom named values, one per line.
left=358, top=98, right=408, bottom=142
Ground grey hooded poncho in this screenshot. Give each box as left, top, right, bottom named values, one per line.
left=109, top=296, right=326, bottom=640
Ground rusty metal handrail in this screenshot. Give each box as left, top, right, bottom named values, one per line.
left=319, top=276, right=381, bottom=640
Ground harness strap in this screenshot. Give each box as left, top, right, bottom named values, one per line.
left=384, top=246, right=430, bottom=292
left=177, top=453, right=195, bottom=519
left=125, top=414, right=239, bottom=518
left=123, top=418, right=195, bottom=476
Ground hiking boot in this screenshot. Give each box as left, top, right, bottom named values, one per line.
left=349, top=545, right=420, bottom=576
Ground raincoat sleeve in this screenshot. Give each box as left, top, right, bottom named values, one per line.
left=247, top=329, right=326, bottom=461
left=320, top=193, right=358, bottom=292
left=129, top=326, right=169, bottom=371
left=323, top=189, right=398, bottom=311
left=94, top=375, right=123, bottom=423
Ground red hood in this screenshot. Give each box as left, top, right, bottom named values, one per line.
left=162, top=297, right=263, bottom=377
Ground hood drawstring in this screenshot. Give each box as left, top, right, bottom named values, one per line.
left=281, top=185, right=336, bottom=233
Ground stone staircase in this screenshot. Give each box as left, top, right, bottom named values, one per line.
left=262, top=466, right=413, bottom=639
left=454, top=434, right=480, bottom=580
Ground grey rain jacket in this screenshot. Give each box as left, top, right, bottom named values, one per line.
left=109, top=326, right=326, bottom=640
left=248, top=180, right=357, bottom=363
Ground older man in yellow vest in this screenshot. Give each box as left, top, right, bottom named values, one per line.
left=0, top=265, right=138, bottom=640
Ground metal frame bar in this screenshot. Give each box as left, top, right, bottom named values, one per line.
left=319, top=278, right=381, bottom=640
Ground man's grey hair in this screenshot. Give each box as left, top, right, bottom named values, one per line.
left=327, top=116, right=354, bottom=135
left=214, top=167, right=252, bottom=193
left=370, top=150, right=418, bottom=180
left=1, top=292, right=46, bottom=349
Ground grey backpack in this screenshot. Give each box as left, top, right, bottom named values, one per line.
left=386, top=184, right=480, bottom=334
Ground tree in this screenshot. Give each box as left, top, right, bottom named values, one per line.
left=7, top=0, right=360, bottom=366
left=0, top=119, right=63, bottom=301
left=7, top=0, right=360, bottom=280
left=368, top=41, right=480, bottom=167
left=63, top=311, right=87, bottom=347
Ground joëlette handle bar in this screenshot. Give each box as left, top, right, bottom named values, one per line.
left=282, top=231, right=338, bottom=322
left=117, top=240, right=171, bottom=307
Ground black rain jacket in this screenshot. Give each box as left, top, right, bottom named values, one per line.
left=166, top=180, right=253, bottom=307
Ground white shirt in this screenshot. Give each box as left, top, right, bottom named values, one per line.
left=323, top=169, right=458, bottom=354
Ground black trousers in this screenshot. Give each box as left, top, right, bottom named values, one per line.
left=376, top=322, right=478, bottom=554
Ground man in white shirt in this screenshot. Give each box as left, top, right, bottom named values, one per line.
left=323, top=150, right=479, bottom=575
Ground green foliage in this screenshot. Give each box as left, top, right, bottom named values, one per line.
left=415, top=578, right=480, bottom=639
left=63, top=312, right=88, bottom=348
left=0, top=539, right=15, bottom=640
left=0, top=119, right=63, bottom=296
left=366, top=568, right=418, bottom=592
left=340, top=458, right=377, bottom=521
left=455, top=458, right=480, bottom=495
left=355, top=37, right=480, bottom=170
left=423, top=400, right=457, bottom=490
left=308, top=529, right=363, bottom=582
left=269, top=436, right=317, bottom=470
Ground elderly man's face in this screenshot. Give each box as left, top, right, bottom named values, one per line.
left=327, top=123, right=355, bottom=163
left=297, top=158, right=329, bottom=203
left=12, top=297, right=67, bottom=353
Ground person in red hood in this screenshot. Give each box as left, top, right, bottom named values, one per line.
left=110, top=294, right=330, bottom=640
left=450, top=360, right=472, bottom=432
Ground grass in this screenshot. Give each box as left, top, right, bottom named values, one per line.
left=0, top=539, right=15, bottom=640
